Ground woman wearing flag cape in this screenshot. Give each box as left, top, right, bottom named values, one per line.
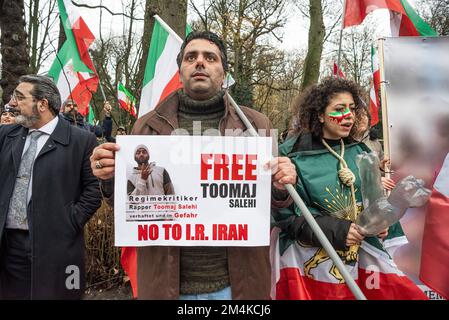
left=271, top=77, right=427, bottom=300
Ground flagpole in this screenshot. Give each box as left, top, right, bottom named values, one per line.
left=378, top=38, right=392, bottom=181
left=89, top=55, right=120, bottom=127
left=336, top=0, right=347, bottom=78
left=226, top=93, right=367, bottom=300
left=96, top=78, right=121, bottom=127
left=98, top=78, right=107, bottom=101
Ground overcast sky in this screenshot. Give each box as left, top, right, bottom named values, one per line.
left=32, top=0, right=419, bottom=73
left=71, top=0, right=406, bottom=51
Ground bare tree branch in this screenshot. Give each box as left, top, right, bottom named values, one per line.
left=70, top=0, right=144, bottom=20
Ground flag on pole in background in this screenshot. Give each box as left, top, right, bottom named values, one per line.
left=87, top=105, right=95, bottom=125
left=420, top=153, right=449, bottom=300
left=369, top=45, right=380, bottom=126
left=343, top=0, right=437, bottom=36
left=369, top=82, right=379, bottom=127
left=333, top=62, right=346, bottom=78
left=118, top=82, right=137, bottom=118
left=48, top=0, right=98, bottom=116
left=138, top=17, right=191, bottom=118
left=389, top=0, right=438, bottom=36
left=343, top=0, right=404, bottom=28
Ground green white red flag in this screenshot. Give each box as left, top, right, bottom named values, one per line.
left=138, top=17, right=191, bottom=118
left=118, top=82, right=137, bottom=118
left=48, top=0, right=98, bottom=116
left=137, top=16, right=235, bottom=118
left=343, top=0, right=437, bottom=36
left=369, top=45, right=380, bottom=126
left=388, top=0, right=438, bottom=36
left=333, top=62, right=346, bottom=78
left=344, top=0, right=437, bottom=126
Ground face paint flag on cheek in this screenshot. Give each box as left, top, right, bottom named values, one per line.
left=328, top=107, right=352, bottom=124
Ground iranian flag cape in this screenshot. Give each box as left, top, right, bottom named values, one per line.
left=271, top=136, right=428, bottom=300
left=48, top=0, right=98, bottom=116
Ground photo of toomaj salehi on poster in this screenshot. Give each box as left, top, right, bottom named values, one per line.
left=126, top=144, right=176, bottom=222
left=114, top=135, right=273, bottom=247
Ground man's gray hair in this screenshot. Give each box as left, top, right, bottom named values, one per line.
left=18, top=74, right=61, bottom=115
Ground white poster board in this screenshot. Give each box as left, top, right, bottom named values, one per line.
left=114, top=135, right=272, bottom=247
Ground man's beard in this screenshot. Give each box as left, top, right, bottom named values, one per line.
left=64, top=109, right=77, bottom=117
left=15, top=103, right=41, bottom=128
left=135, top=157, right=149, bottom=165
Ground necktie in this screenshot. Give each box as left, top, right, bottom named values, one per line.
left=6, top=131, right=44, bottom=230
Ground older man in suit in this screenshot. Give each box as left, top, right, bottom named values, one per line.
left=0, top=75, right=102, bottom=299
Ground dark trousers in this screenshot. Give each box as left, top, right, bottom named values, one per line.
left=0, top=229, right=32, bottom=300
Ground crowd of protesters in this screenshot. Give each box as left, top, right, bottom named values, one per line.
left=0, top=30, right=420, bottom=301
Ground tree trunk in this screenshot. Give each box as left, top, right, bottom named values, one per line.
left=28, top=0, right=39, bottom=74
left=300, top=0, right=325, bottom=90
left=124, top=0, right=137, bottom=88
left=0, top=0, right=29, bottom=105
left=135, top=0, right=187, bottom=97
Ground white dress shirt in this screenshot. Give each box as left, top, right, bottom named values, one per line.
left=24, top=116, right=59, bottom=203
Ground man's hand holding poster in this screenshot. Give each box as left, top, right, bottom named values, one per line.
left=114, top=135, right=272, bottom=246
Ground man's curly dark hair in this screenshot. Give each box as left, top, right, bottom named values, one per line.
left=291, top=77, right=364, bottom=139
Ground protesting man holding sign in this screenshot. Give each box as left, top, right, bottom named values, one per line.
left=91, top=31, right=296, bottom=300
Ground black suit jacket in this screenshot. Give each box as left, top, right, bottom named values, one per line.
left=0, top=116, right=102, bottom=299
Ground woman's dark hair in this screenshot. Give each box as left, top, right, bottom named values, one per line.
left=352, top=102, right=371, bottom=138
left=291, top=77, right=364, bottom=139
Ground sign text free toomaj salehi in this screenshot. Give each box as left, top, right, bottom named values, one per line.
left=114, top=136, right=272, bottom=247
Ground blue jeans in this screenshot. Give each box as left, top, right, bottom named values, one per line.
left=179, top=286, right=232, bottom=300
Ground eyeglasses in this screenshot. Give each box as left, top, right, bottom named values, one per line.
left=1, top=111, right=16, bottom=117
left=10, top=92, right=35, bottom=103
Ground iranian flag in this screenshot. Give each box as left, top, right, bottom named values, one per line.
left=138, top=16, right=191, bottom=118
left=343, top=0, right=437, bottom=36
left=118, top=82, right=137, bottom=118
left=271, top=226, right=428, bottom=300
left=333, top=62, right=346, bottom=78
left=389, top=0, right=438, bottom=36
left=420, top=153, right=449, bottom=300
left=48, top=0, right=98, bottom=116
left=369, top=45, right=380, bottom=126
